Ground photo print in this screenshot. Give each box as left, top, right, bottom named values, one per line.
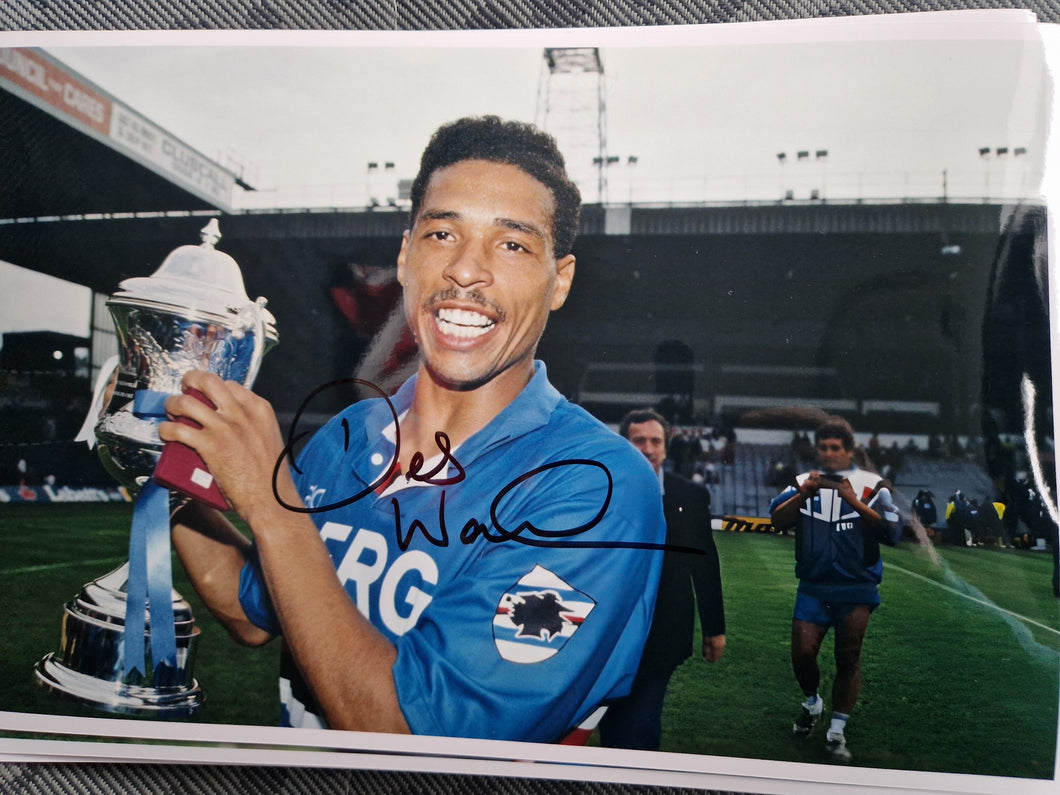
left=1, top=11, right=1057, bottom=793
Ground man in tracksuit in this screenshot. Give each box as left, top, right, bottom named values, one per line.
left=770, top=417, right=901, bottom=764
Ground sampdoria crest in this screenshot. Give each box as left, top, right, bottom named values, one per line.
left=493, top=565, right=596, bottom=663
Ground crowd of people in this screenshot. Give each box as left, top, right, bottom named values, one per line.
left=910, top=481, right=1057, bottom=552
left=660, top=425, right=731, bottom=485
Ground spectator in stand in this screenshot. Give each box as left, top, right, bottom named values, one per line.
left=880, top=441, right=904, bottom=485
left=976, top=497, right=1006, bottom=546
left=721, top=435, right=736, bottom=466
left=911, top=489, right=939, bottom=540
left=945, top=490, right=979, bottom=545
left=791, top=431, right=815, bottom=465
left=667, top=428, right=689, bottom=477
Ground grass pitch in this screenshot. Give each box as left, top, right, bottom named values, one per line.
left=1, top=503, right=280, bottom=728
left=1, top=503, right=1057, bottom=779
left=663, top=530, right=1059, bottom=778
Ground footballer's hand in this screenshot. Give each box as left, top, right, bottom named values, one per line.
left=799, top=472, right=822, bottom=498
left=828, top=475, right=856, bottom=503
left=702, top=634, right=726, bottom=663
left=159, top=370, right=300, bottom=525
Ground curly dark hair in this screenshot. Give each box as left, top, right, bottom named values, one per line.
left=407, top=116, right=582, bottom=258
left=815, top=417, right=856, bottom=450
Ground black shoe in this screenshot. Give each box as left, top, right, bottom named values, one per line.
left=824, top=734, right=852, bottom=763
left=793, top=702, right=822, bottom=736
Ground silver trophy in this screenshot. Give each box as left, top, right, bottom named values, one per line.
left=35, top=219, right=277, bottom=716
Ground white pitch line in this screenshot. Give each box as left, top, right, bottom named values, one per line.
left=888, top=562, right=1060, bottom=638
left=4, top=557, right=125, bottom=576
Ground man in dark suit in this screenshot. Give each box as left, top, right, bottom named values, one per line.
left=599, top=409, right=727, bottom=750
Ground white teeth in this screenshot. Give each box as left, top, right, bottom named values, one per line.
left=435, top=307, right=495, bottom=339
left=439, top=307, right=491, bottom=327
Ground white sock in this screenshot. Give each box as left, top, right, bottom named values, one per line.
left=803, top=693, right=822, bottom=713
left=827, top=713, right=849, bottom=740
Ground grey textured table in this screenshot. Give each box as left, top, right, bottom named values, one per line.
left=2, top=0, right=1060, bottom=29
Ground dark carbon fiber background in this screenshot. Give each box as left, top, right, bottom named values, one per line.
left=1, top=1, right=1056, bottom=792
left=0, top=763, right=738, bottom=794
left=0, top=0, right=1058, bottom=29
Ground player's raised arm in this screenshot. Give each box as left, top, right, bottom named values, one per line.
left=770, top=472, right=820, bottom=530
left=163, top=371, right=410, bottom=733
left=170, top=501, right=271, bottom=647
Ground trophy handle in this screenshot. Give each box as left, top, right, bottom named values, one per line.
left=235, top=296, right=270, bottom=388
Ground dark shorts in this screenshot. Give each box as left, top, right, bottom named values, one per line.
left=793, top=590, right=879, bottom=627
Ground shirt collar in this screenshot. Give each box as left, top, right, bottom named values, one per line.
left=357, top=360, right=561, bottom=485
left=824, top=465, right=859, bottom=477
left=463, top=360, right=561, bottom=457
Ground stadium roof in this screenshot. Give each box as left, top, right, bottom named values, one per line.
left=0, top=48, right=1019, bottom=299
left=3, top=89, right=221, bottom=219
left=2, top=48, right=238, bottom=220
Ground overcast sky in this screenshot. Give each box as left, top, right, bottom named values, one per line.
left=0, top=10, right=1054, bottom=339
left=39, top=20, right=1051, bottom=208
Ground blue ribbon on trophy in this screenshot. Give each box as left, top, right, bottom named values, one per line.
left=125, top=389, right=179, bottom=683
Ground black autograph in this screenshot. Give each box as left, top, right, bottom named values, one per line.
left=270, top=378, right=705, bottom=555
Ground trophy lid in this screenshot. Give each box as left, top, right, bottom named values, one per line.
left=109, top=219, right=277, bottom=341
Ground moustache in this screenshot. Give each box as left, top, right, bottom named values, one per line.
left=423, top=289, right=506, bottom=320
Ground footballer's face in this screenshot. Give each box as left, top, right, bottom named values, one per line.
left=816, top=437, right=854, bottom=473
left=627, top=420, right=668, bottom=474
left=397, top=159, right=575, bottom=393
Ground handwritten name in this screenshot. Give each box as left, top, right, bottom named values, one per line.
left=271, top=378, right=703, bottom=555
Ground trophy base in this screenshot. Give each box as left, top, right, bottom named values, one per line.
left=34, top=653, right=203, bottom=717
left=34, top=562, right=204, bottom=718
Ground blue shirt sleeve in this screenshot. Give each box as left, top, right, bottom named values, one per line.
left=770, top=484, right=799, bottom=514
left=237, top=545, right=279, bottom=635
left=236, top=443, right=321, bottom=635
